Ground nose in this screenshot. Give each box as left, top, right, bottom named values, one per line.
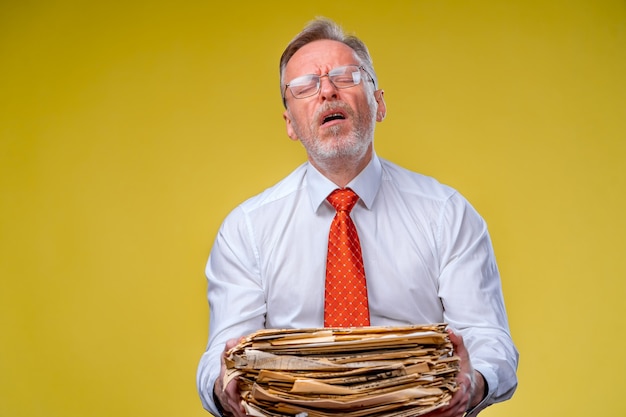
left=319, top=74, right=338, bottom=101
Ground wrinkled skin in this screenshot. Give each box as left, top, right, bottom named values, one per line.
left=282, top=39, right=385, bottom=188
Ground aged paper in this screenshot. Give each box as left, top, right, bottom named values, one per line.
left=226, top=324, right=459, bottom=416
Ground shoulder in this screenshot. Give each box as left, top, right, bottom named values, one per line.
left=378, top=158, right=458, bottom=202
left=377, top=158, right=488, bottom=238
left=239, top=163, right=307, bottom=212
left=220, top=163, right=308, bottom=226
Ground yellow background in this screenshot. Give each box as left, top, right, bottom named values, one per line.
left=1, top=1, right=625, bottom=416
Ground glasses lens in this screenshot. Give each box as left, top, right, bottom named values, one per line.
left=288, top=74, right=319, bottom=98
left=329, top=66, right=361, bottom=88
left=286, top=65, right=363, bottom=100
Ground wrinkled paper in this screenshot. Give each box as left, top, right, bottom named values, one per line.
left=225, top=324, right=459, bottom=417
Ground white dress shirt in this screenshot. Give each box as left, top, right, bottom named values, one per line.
left=197, top=153, right=518, bottom=416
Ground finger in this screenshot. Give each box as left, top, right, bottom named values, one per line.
left=448, top=331, right=472, bottom=373
left=447, top=330, right=466, bottom=355
left=446, top=330, right=475, bottom=414
left=224, top=338, right=249, bottom=416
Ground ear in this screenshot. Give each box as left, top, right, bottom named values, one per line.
left=374, top=89, right=387, bottom=122
left=283, top=109, right=299, bottom=141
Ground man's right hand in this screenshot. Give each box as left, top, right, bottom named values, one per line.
left=213, top=338, right=247, bottom=417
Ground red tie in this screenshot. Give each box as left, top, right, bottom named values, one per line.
left=324, top=188, right=370, bottom=327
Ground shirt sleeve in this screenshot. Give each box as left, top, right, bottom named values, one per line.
left=196, top=206, right=266, bottom=415
left=436, top=192, right=519, bottom=412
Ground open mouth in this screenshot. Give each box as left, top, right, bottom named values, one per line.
left=322, top=112, right=346, bottom=125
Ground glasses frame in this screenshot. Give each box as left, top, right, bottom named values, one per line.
left=282, top=65, right=375, bottom=106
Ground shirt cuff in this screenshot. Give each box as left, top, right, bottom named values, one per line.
left=464, top=367, right=495, bottom=416
left=212, top=388, right=226, bottom=417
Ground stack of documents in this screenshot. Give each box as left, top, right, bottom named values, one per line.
left=224, top=324, right=459, bottom=417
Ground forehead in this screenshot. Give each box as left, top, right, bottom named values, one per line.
left=285, top=39, right=360, bottom=78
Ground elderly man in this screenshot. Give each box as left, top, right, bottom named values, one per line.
left=197, top=17, right=518, bottom=417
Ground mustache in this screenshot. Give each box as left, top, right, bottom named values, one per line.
left=313, top=101, right=354, bottom=123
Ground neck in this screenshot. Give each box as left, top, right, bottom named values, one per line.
left=309, top=145, right=373, bottom=188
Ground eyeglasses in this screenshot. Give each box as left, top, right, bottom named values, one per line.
left=282, top=65, right=374, bottom=104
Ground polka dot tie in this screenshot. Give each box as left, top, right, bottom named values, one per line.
left=324, top=188, right=370, bottom=327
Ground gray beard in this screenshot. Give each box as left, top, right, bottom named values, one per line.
left=299, top=110, right=375, bottom=163
left=289, top=96, right=378, bottom=167
left=311, top=125, right=371, bottom=161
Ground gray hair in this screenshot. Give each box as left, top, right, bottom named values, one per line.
left=279, top=18, right=378, bottom=106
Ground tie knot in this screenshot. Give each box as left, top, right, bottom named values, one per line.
left=327, top=188, right=359, bottom=213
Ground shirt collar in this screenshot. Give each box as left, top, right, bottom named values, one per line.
left=306, top=153, right=382, bottom=212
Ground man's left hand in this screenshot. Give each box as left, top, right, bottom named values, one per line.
left=423, top=329, right=486, bottom=417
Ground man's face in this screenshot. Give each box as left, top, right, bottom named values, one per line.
left=282, top=40, right=384, bottom=165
